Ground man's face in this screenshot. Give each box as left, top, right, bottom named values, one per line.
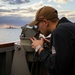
left=36, top=20, right=51, bottom=37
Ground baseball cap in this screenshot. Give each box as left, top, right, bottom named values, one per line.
left=29, top=6, right=58, bottom=26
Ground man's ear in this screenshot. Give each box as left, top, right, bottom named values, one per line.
left=43, top=19, right=49, bottom=27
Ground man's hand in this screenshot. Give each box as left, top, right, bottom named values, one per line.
left=30, top=37, right=50, bottom=54
left=30, top=37, right=44, bottom=49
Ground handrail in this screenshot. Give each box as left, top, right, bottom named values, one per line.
left=0, top=42, right=15, bottom=48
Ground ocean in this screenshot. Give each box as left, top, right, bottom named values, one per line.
left=0, top=28, right=22, bottom=44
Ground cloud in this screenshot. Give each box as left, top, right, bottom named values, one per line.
left=0, top=15, right=33, bottom=26
left=48, top=0, right=73, bottom=4
left=56, top=5, right=62, bottom=8
left=54, top=0, right=67, bottom=4
left=70, top=0, right=73, bottom=1
left=59, top=10, right=75, bottom=22
left=0, top=0, right=43, bottom=14
left=48, top=0, right=52, bottom=2
left=31, top=0, right=44, bottom=9
left=0, top=0, right=75, bottom=26
left=0, top=9, right=10, bottom=12
left=0, top=0, right=44, bottom=26
left=1, top=0, right=30, bottom=4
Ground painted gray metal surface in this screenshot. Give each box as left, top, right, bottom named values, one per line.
left=11, top=44, right=30, bottom=75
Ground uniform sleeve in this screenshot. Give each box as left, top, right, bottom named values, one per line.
left=53, top=31, right=74, bottom=74
left=39, top=49, right=56, bottom=70
left=39, top=28, right=74, bottom=75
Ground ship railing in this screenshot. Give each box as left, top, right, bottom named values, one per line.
left=0, top=42, right=49, bottom=75
left=0, top=42, right=15, bottom=75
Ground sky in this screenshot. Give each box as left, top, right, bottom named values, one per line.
left=0, top=0, right=75, bottom=28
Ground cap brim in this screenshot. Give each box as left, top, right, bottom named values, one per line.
left=29, top=20, right=39, bottom=27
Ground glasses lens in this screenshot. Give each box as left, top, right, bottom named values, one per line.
left=34, top=25, right=38, bottom=29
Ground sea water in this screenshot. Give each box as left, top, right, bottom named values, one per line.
left=0, top=28, right=22, bottom=44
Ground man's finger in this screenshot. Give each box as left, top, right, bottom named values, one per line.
left=32, top=37, right=37, bottom=40
left=30, top=38, right=34, bottom=42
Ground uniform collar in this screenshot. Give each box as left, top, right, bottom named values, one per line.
left=56, top=17, right=72, bottom=28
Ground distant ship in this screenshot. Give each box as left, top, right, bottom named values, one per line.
left=6, top=26, right=17, bottom=29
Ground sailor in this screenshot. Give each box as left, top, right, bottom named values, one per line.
left=29, top=6, right=75, bottom=75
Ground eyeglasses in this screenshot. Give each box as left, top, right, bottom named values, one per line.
left=35, top=20, right=44, bottom=29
